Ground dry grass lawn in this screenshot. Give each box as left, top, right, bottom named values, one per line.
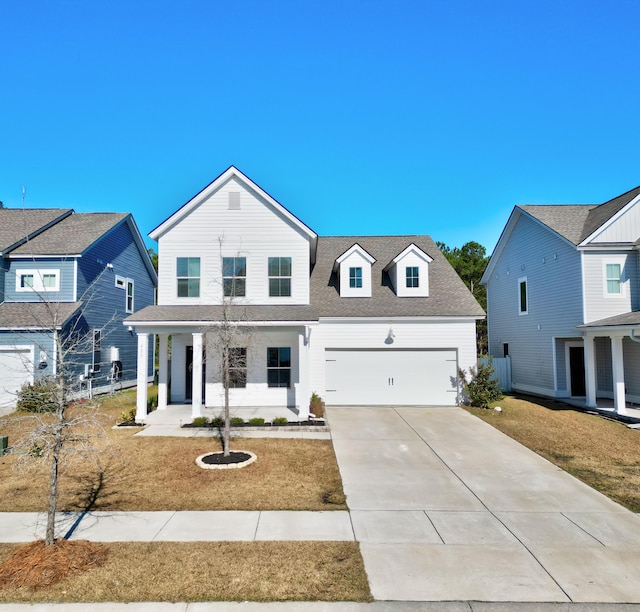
left=0, top=389, right=346, bottom=512
left=466, top=394, right=640, bottom=511
left=0, top=541, right=371, bottom=602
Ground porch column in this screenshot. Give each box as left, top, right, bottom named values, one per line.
left=297, top=326, right=311, bottom=420
left=191, top=332, right=203, bottom=419
left=158, top=334, right=169, bottom=410
left=611, top=334, right=627, bottom=415
left=584, top=333, right=597, bottom=408
left=135, top=332, right=149, bottom=422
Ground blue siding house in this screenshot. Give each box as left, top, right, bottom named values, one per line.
left=482, top=186, right=640, bottom=416
left=0, top=208, right=157, bottom=409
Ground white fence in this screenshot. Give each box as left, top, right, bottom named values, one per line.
left=479, top=356, right=511, bottom=392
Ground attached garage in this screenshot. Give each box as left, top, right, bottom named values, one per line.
left=324, top=348, right=459, bottom=406
left=0, top=346, right=34, bottom=409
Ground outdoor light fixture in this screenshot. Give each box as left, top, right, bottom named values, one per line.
left=128, top=326, right=134, bottom=336
left=385, top=324, right=395, bottom=344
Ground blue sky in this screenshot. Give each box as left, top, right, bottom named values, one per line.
left=1, top=0, right=639, bottom=254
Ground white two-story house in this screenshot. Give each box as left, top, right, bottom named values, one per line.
left=127, top=166, right=484, bottom=420
left=482, top=185, right=640, bottom=415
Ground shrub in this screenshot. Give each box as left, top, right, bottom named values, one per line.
left=458, top=360, right=503, bottom=409
left=248, top=417, right=265, bottom=426
left=272, top=417, right=289, bottom=425
left=210, top=416, right=224, bottom=427
left=192, top=416, right=209, bottom=427
left=230, top=417, right=245, bottom=426
left=309, top=392, right=325, bottom=418
left=16, top=378, right=59, bottom=413
left=119, top=407, right=137, bottom=424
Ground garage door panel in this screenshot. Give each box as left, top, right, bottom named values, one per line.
left=0, top=348, right=34, bottom=408
left=325, top=349, right=458, bottom=406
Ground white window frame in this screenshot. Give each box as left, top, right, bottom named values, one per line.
left=603, top=259, right=626, bottom=298
left=115, top=275, right=126, bottom=289
left=126, top=278, right=134, bottom=313
left=518, top=276, right=528, bottom=315
left=16, top=269, right=60, bottom=293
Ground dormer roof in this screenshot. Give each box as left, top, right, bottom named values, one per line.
left=383, top=242, right=433, bottom=271
left=332, top=243, right=376, bottom=272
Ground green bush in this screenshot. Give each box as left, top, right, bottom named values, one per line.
left=16, top=378, right=59, bottom=413
left=248, top=417, right=265, bottom=426
left=230, top=417, right=245, bottom=426
left=119, top=407, right=137, bottom=424
left=272, top=417, right=289, bottom=425
left=210, top=416, right=224, bottom=427
left=192, top=416, right=209, bottom=427
left=309, top=392, right=325, bottom=418
left=458, top=360, right=503, bottom=409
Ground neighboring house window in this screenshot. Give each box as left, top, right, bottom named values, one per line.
left=223, top=257, right=246, bottom=297
left=406, top=266, right=419, bottom=288
left=349, top=267, right=362, bottom=288
left=93, top=329, right=101, bottom=373
left=115, top=275, right=126, bottom=288
left=267, top=347, right=291, bottom=388
left=228, top=347, right=247, bottom=388
left=16, top=269, right=60, bottom=293
left=518, top=277, right=528, bottom=314
left=177, top=257, right=200, bottom=298
left=268, top=257, right=291, bottom=297
left=126, top=279, right=134, bottom=313
left=503, top=343, right=509, bottom=357
left=605, top=263, right=622, bottom=296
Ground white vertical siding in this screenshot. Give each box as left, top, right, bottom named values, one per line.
left=485, top=213, right=583, bottom=395
left=157, top=177, right=311, bottom=306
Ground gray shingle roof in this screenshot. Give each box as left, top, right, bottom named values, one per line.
left=311, top=235, right=485, bottom=318
left=0, top=209, right=72, bottom=254
left=0, top=301, right=83, bottom=329
left=519, top=185, right=640, bottom=246
left=9, top=212, right=129, bottom=255
left=578, top=311, right=640, bottom=328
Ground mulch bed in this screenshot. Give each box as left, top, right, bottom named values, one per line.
left=0, top=540, right=108, bottom=590
left=201, top=451, right=253, bottom=465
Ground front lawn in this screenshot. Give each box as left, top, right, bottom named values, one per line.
left=465, top=394, right=640, bottom=512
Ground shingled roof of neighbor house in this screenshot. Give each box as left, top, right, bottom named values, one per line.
left=0, top=301, right=83, bottom=329
left=519, top=185, right=640, bottom=246
left=310, top=235, right=485, bottom=318
left=9, top=212, right=129, bottom=256
left=0, top=208, right=73, bottom=254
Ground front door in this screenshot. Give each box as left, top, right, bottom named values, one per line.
left=569, top=346, right=586, bottom=396
left=185, top=345, right=206, bottom=403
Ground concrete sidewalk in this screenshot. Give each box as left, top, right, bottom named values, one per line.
left=328, top=406, right=640, bottom=604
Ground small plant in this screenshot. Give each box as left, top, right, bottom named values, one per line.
left=248, top=417, right=265, bottom=426
left=272, top=417, right=289, bottom=425
left=192, top=416, right=209, bottom=427
left=322, top=488, right=346, bottom=505
left=210, top=416, right=224, bottom=427
left=118, top=407, right=137, bottom=424
left=458, top=360, right=503, bottom=409
left=16, top=378, right=59, bottom=413
left=230, top=417, right=245, bottom=426
left=309, top=392, right=325, bottom=418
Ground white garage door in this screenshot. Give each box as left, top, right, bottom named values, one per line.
left=325, top=348, right=458, bottom=406
left=0, top=347, right=34, bottom=409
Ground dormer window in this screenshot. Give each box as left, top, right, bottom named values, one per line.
left=349, top=267, right=362, bottom=288
left=383, top=243, right=432, bottom=297
left=334, top=244, right=376, bottom=298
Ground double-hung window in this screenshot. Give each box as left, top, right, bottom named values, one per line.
left=605, top=263, right=622, bottom=296
left=126, top=279, right=134, bottom=313
left=267, top=347, right=291, bottom=388
left=518, top=277, right=528, bottom=315
left=349, top=267, right=362, bottom=288
left=228, top=347, right=247, bottom=388
left=406, top=266, right=419, bottom=288
left=223, top=257, right=246, bottom=297
left=268, top=257, right=291, bottom=297
left=177, top=257, right=200, bottom=298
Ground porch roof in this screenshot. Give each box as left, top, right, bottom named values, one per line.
left=125, top=304, right=319, bottom=326
left=0, top=301, right=83, bottom=330
left=578, top=310, right=640, bottom=330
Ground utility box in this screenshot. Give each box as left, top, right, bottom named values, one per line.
left=110, top=346, right=120, bottom=362
left=0, top=436, right=7, bottom=456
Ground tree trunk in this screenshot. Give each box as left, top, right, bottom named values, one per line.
left=223, top=350, right=230, bottom=456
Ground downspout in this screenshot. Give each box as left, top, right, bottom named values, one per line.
left=630, top=330, right=640, bottom=343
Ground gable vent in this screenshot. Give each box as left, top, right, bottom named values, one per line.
left=228, top=192, right=241, bottom=210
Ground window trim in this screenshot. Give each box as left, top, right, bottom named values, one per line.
left=267, top=346, right=291, bottom=388
left=126, top=279, right=134, bottom=313
left=92, top=329, right=101, bottom=373
left=115, top=275, right=126, bottom=289
left=518, top=276, right=528, bottom=315
left=603, top=259, right=625, bottom=298
left=349, top=266, right=363, bottom=289
left=405, top=266, right=419, bottom=288
left=268, top=257, right=292, bottom=297
left=176, top=257, right=201, bottom=298
left=16, top=269, right=60, bottom=293
left=223, top=256, right=247, bottom=297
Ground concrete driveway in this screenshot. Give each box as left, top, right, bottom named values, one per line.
left=328, top=405, right=640, bottom=603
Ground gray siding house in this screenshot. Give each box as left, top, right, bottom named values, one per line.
left=0, top=208, right=157, bottom=408
left=482, top=186, right=640, bottom=415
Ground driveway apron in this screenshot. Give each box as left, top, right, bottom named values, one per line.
left=327, top=405, right=640, bottom=603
